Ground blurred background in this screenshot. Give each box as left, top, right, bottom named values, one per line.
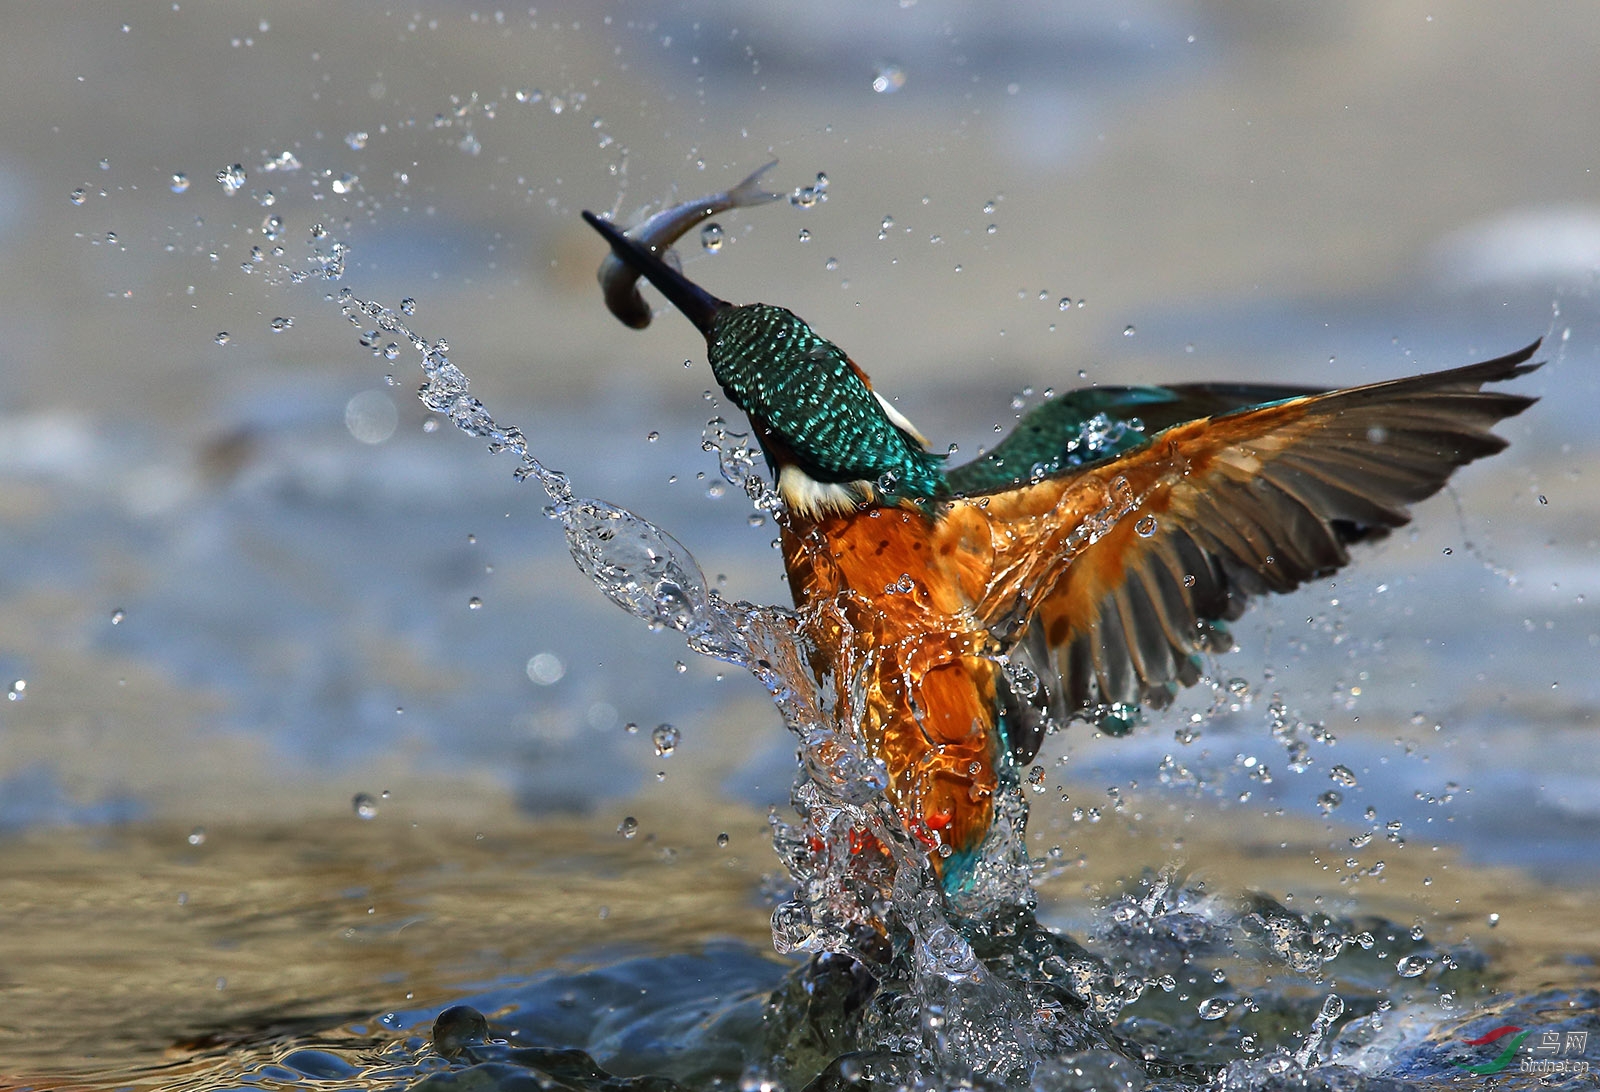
left=0, top=1, right=1596, bottom=1081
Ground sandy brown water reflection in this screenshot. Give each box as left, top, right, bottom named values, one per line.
left=4, top=789, right=1595, bottom=1088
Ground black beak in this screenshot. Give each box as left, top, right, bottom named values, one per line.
left=582, top=211, right=730, bottom=336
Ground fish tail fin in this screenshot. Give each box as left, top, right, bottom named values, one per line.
left=729, top=159, right=785, bottom=208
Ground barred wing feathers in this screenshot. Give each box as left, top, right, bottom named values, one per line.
left=945, top=341, right=1540, bottom=748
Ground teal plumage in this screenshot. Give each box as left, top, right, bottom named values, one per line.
left=708, top=304, right=945, bottom=501
left=704, top=299, right=1349, bottom=513
left=946, top=382, right=1319, bottom=496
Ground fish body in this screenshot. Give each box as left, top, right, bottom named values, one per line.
left=597, top=161, right=782, bottom=329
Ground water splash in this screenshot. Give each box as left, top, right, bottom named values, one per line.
left=252, top=153, right=1575, bottom=1087
left=291, top=229, right=1096, bottom=1080
left=309, top=259, right=1218, bottom=1085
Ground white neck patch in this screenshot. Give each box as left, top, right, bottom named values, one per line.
left=777, top=464, right=872, bottom=518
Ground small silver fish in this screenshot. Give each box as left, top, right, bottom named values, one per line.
left=597, top=161, right=782, bottom=329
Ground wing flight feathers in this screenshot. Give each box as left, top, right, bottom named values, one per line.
left=948, top=341, right=1540, bottom=737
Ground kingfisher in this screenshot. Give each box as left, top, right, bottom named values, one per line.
left=581, top=207, right=1539, bottom=892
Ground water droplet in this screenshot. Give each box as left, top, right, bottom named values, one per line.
left=1538, top=494, right=1548, bottom=505
left=1027, top=765, right=1047, bottom=793
left=871, top=63, right=905, bottom=93
left=1487, top=912, right=1500, bottom=928
left=110, top=607, right=126, bottom=625
left=216, top=163, right=247, bottom=194
left=187, top=826, right=206, bottom=845
left=652, top=723, right=680, bottom=756
left=922, top=924, right=979, bottom=980
left=824, top=257, right=839, bottom=271
left=1395, top=954, right=1429, bottom=978
left=214, top=332, right=231, bottom=346
left=1317, top=790, right=1344, bottom=813
left=433, top=1005, right=489, bottom=1057
left=69, top=187, right=88, bottom=206
left=526, top=652, right=566, bottom=685
left=467, top=596, right=483, bottom=610
left=331, top=173, right=358, bottom=195
left=1058, top=297, right=1072, bottom=311
left=1122, top=325, right=1136, bottom=338
left=1197, top=997, right=1234, bottom=1020
left=700, top=222, right=724, bottom=253
left=717, top=832, right=730, bottom=847
left=7, top=679, right=25, bottom=701
left=1329, top=764, right=1359, bottom=787
left=353, top=793, right=378, bottom=819
left=797, top=228, right=811, bottom=243
left=345, top=130, right=369, bottom=150
left=618, top=816, right=639, bottom=838
left=261, top=213, right=284, bottom=241
left=268, top=316, right=294, bottom=332
left=169, top=172, right=190, bottom=193
left=400, top=297, right=417, bottom=316
left=1134, top=515, right=1157, bottom=538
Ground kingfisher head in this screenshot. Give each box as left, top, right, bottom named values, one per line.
left=583, top=211, right=945, bottom=517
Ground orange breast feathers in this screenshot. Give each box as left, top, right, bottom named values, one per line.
left=779, top=506, right=1004, bottom=862
left=772, top=450, right=1204, bottom=865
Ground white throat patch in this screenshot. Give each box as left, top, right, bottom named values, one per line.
left=777, top=464, right=871, bottom=519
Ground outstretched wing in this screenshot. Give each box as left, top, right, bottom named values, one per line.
left=945, top=381, right=1328, bottom=496
left=943, top=341, right=1541, bottom=756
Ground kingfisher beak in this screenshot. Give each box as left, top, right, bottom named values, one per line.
left=582, top=211, right=730, bottom=335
